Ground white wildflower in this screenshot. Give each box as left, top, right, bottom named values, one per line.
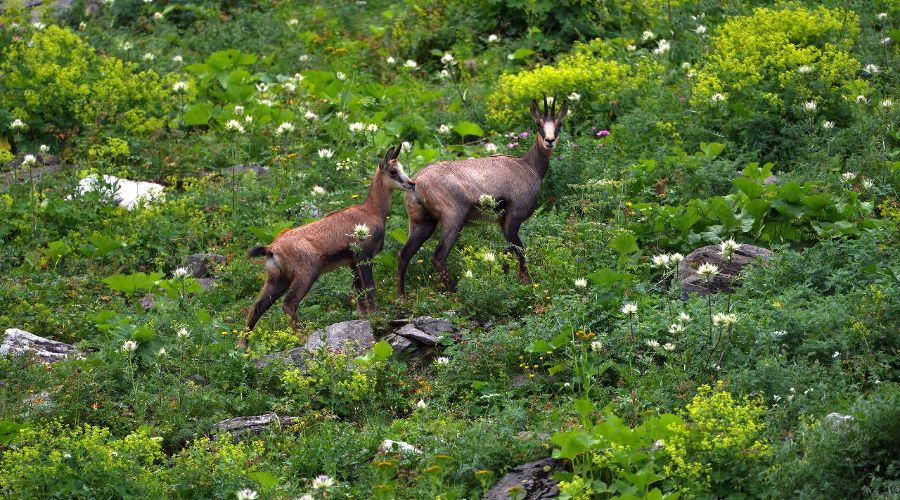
left=236, top=489, right=258, bottom=500
left=652, top=39, right=671, bottom=54
left=353, top=224, right=371, bottom=240
left=304, top=110, right=319, bottom=121
left=173, top=267, right=190, bottom=278
left=484, top=142, right=498, bottom=153
left=336, top=71, right=346, bottom=81
left=651, top=254, right=671, bottom=268
left=574, top=278, right=587, bottom=288
left=121, top=42, right=133, bottom=51
left=440, top=53, right=455, bottom=65
left=567, top=92, right=581, bottom=101
left=416, top=399, right=428, bottom=409
left=172, top=81, right=188, bottom=93
left=349, top=122, right=365, bottom=133
left=386, top=56, right=396, bottom=64
left=153, top=11, right=164, bottom=20
left=697, top=262, right=718, bottom=280
left=177, top=327, right=190, bottom=338
left=40, top=144, right=50, bottom=154
left=293, top=73, right=305, bottom=81
left=312, top=185, right=326, bottom=195
left=224, top=120, right=244, bottom=134
left=438, top=124, right=451, bottom=134
left=439, top=69, right=450, bottom=79
left=710, top=93, right=726, bottom=103
left=256, top=82, right=269, bottom=93
left=862, top=179, right=874, bottom=190
left=367, top=123, right=378, bottom=132
left=435, top=357, right=449, bottom=365
left=464, top=269, right=474, bottom=279
left=864, top=64, right=880, bottom=74
left=244, top=115, right=253, bottom=124
left=822, top=120, right=835, bottom=129
left=641, top=30, right=655, bottom=41
left=668, top=323, right=685, bottom=334
left=877, top=12, right=888, bottom=20
left=841, top=172, right=857, bottom=182
left=234, top=105, right=244, bottom=116
left=625, top=44, right=637, bottom=51
left=856, top=95, right=868, bottom=104
left=719, top=239, right=741, bottom=259
left=802, top=100, right=817, bottom=112
left=646, top=339, right=660, bottom=348
left=10, top=118, right=26, bottom=130
left=401, top=141, right=413, bottom=152
left=257, top=99, right=273, bottom=107
left=712, top=312, right=737, bottom=327
left=880, top=37, right=891, bottom=45
left=482, top=251, right=496, bottom=263
left=317, top=148, right=334, bottom=159
left=287, top=18, right=299, bottom=26
left=797, top=65, right=812, bottom=74
left=22, top=154, right=37, bottom=167
left=142, top=53, right=155, bottom=61
left=404, top=59, right=418, bottom=69
left=670, top=253, right=684, bottom=264
left=487, top=34, right=500, bottom=43
left=590, top=340, right=603, bottom=353
left=678, top=312, right=691, bottom=323
left=694, top=25, right=707, bottom=35
left=275, top=122, right=295, bottom=136
left=621, top=302, right=638, bottom=316
left=122, top=340, right=138, bottom=352
left=157, top=348, right=167, bottom=356
left=833, top=351, right=840, bottom=358
left=172, top=55, right=183, bottom=63
left=282, top=82, right=297, bottom=93
left=881, top=99, right=894, bottom=108
left=663, top=342, right=676, bottom=351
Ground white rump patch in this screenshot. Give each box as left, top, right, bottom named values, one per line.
left=71, top=174, right=165, bottom=210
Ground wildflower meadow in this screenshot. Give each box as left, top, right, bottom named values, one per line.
left=0, top=0, right=898, bottom=498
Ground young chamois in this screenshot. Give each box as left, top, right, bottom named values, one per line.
left=397, top=96, right=568, bottom=294
left=240, top=145, right=415, bottom=348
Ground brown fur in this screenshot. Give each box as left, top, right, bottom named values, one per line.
left=397, top=97, right=568, bottom=294
left=240, top=146, right=413, bottom=348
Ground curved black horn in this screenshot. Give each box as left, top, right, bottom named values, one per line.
left=543, top=94, right=549, bottom=116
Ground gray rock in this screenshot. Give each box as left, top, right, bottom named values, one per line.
left=255, top=320, right=374, bottom=370
left=198, top=277, right=216, bottom=290
left=396, top=323, right=440, bottom=346
left=23, top=390, right=52, bottom=408
left=183, top=253, right=226, bottom=278
left=212, top=413, right=299, bottom=439
left=412, top=316, right=454, bottom=336
left=679, top=244, right=773, bottom=297
left=485, top=458, right=567, bottom=500
left=184, top=374, right=209, bottom=386
left=762, top=174, right=779, bottom=185
left=221, top=164, right=267, bottom=176
left=384, top=333, right=415, bottom=351
left=139, top=294, right=155, bottom=311
left=1, top=328, right=82, bottom=364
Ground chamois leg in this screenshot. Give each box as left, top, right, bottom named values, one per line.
left=502, top=214, right=531, bottom=284
left=397, top=215, right=437, bottom=296
left=351, top=265, right=365, bottom=309
left=432, top=217, right=465, bottom=292
left=356, top=261, right=377, bottom=313
left=241, top=276, right=289, bottom=348
left=281, top=274, right=317, bottom=329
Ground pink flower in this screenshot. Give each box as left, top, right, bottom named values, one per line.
left=507, top=142, right=519, bottom=149
left=597, top=130, right=610, bottom=137
left=519, top=131, right=529, bottom=138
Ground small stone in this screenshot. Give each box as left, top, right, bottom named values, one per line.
left=1, top=328, right=82, bottom=364
left=139, top=294, right=155, bottom=311
left=485, top=458, right=567, bottom=499
left=396, top=323, right=440, bottom=346
left=183, top=253, right=227, bottom=278
left=212, top=413, right=299, bottom=439
left=377, top=439, right=422, bottom=455
left=383, top=333, right=415, bottom=352
left=184, top=374, right=209, bottom=386
left=198, top=277, right=216, bottom=290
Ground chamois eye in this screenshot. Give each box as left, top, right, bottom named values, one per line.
left=388, top=167, right=397, bottom=174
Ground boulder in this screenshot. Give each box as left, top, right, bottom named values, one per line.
left=1, top=328, right=82, bottom=364
left=71, top=174, right=165, bottom=210
left=212, top=413, right=299, bottom=439
left=390, top=316, right=454, bottom=347
left=485, top=458, right=567, bottom=500
left=255, top=320, right=374, bottom=370
left=679, top=244, right=773, bottom=296
left=383, top=333, right=415, bottom=352
left=183, top=253, right=227, bottom=278
left=396, top=323, right=440, bottom=346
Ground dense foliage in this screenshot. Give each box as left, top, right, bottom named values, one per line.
left=1, top=0, right=898, bottom=498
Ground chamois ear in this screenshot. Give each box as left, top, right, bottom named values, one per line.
left=381, top=146, right=396, bottom=166
left=530, top=99, right=541, bottom=122
left=391, top=144, right=402, bottom=160
left=557, top=100, right=569, bottom=121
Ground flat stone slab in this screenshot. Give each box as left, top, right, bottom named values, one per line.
left=212, top=413, right=299, bottom=439
left=383, top=333, right=415, bottom=351
left=396, top=323, right=440, bottom=346
left=485, top=458, right=567, bottom=499
left=1, top=328, right=82, bottom=364
left=255, top=320, right=374, bottom=370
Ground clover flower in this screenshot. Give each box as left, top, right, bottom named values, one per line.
left=21, top=154, right=36, bottom=167
left=10, top=118, right=26, bottom=130
left=349, top=122, right=365, bottom=133
left=440, top=53, right=455, bottom=65
left=173, top=267, right=190, bottom=278
left=651, top=253, right=671, bottom=268
left=646, top=339, right=660, bottom=348
left=663, top=342, right=676, bottom=351
left=484, top=143, right=497, bottom=153
left=122, top=340, right=138, bottom=352
left=590, top=340, right=603, bottom=353
left=335, top=71, right=346, bottom=81
left=317, top=148, right=334, bottom=159
left=312, top=185, right=326, bottom=195
left=312, top=475, right=334, bottom=489
left=668, top=323, right=685, bottom=334
left=719, top=239, right=741, bottom=259
left=621, top=302, right=638, bottom=315
left=641, top=30, right=655, bottom=41
left=670, top=253, right=684, bottom=264
left=678, top=312, right=692, bottom=323
left=367, top=123, right=378, bottom=132
left=177, top=327, right=190, bottom=338
left=304, top=110, right=319, bottom=121
left=386, top=56, right=396, bottom=64
left=40, top=144, right=49, bottom=154
left=574, top=278, right=587, bottom=288
left=438, top=124, right=450, bottom=134
left=404, top=59, right=418, bottom=69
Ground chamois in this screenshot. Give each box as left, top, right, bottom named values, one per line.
left=397, top=96, right=568, bottom=294
left=240, top=145, right=415, bottom=348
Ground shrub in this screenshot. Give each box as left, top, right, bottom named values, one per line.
left=0, top=25, right=173, bottom=139
left=487, top=40, right=645, bottom=126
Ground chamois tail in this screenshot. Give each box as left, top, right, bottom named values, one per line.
left=247, top=246, right=270, bottom=258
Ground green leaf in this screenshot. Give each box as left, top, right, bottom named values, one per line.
left=512, top=48, right=536, bottom=60
left=132, top=325, right=155, bottom=342
left=700, top=141, right=725, bottom=159
left=732, top=177, right=763, bottom=199
left=372, top=340, right=393, bottom=359
left=248, top=471, right=278, bottom=490
left=0, top=420, right=27, bottom=444
left=801, top=193, right=833, bottom=212
left=184, top=103, right=213, bottom=126
left=388, top=227, right=408, bottom=244
left=586, top=268, right=629, bottom=288
left=609, top=232, right=638, bottom=255
left=452, top=121, right=484, bottom=138
left=102, top=272, right=163, bottom=296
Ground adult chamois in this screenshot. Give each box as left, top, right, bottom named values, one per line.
left=397, top=96, right=568, bottom=295
left=240, top=145, right=415, bottom=348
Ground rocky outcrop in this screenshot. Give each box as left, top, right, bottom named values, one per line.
left=212, top=413, right=299, bottom=439
left=679, top=244, right=773, bottom=296
left=255, top=320, right=374, bottom=370
left=1, top=328, right=82, bottom=364
left=485, top=458, right=567, bottom=499
left=183, top=253, right=227, bottom=278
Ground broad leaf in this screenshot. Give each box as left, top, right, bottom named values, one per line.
left=452, top=121, right=484, bottom=138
